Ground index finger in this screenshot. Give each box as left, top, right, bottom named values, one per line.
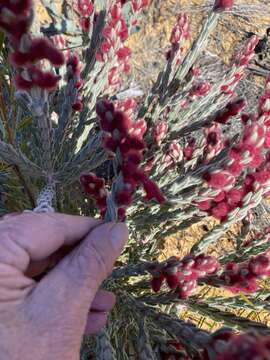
left=0, top=212, right=102, bottom=272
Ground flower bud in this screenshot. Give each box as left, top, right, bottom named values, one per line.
left=213, top=0, right=233, bottom=11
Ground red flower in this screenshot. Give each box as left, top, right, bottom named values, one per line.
left=165, top=272, right=181, bottom=289
left=253, top=170, right=270, bottom=186
left=227, top=161, right=243, bottom=176
left=210, top=201, right=230, bottom=221
left=77, top=0, right=93, bottom=17
left=122, top=162, right=141, bottom=179
left=80, top=172, right=108, bottom=214
left=51, top=34, right=66, bottom=50
left=33, top=69, right=60, bottom=90
left=178, top=280, right=197, bottom=298
left=226, top=98, right=246, bottom=116
left=115, top=190, right=133, bottom=206
left=205, top=171, right=234, bottom=189
left=183, top=146, right=194, bottom=160
left=96, top=197, right=107, bottom=210
left=14, top=73, right=32, bottom=90
left=116, top=46, right=131, bottom=61
left=110, top=3, right=121, bottom=19
left=2, top=0, right=32, bottom=15
left=130, top=118, right=147, bottom=139
left=142, top=178, right=166, bottom=204
left=249, top=255, right=270, bottom=276
left=131, top=0, right=149, bottom=12
left=151, top=275, right=165, bottom=292
left=207, top=131, right=219, bottom=146
left=96, top=100, right=115, bottom=118
left=226, top=188, right=244, bottom=208
left=170, top=12, right=189, bottom=44
left=214, top=99, right=246, bottom=124
left=11, top=38, right=65, bottom=67
left=114, top=18, right=128, bottom=41
left=197, top=199, right=212, bottom=211
left=152, top=121, right=168, bottom=146
left=217, top=333, right=270, bottom=360
left=113, top=111, right=132, bottom=136
left=214, top=191, right=226, bottom=202
left=80, top=172, right=96, bottom=185
left=66, top=53, right=81, bottom=76
left=264, top=132, right=270, bottom=148
left=15, top=67, right=60, bottom=90
left=99, top=111, right=116, bottom=133
left=213, top=0, right=234, bottom=11
left=117, top=207, right=126, bottom=221
left=103, top=135, right=118, bottom=153
left=195, top=255, right=219, bottom=274
left=79, top=17, right=90, bottom=32
left=120, top=136, right=146, bottom=154
left=242, top=124, right=265, bottom=148
left=0, top=18, right=31, bottom=43
left=190, top=81, right=211, bottom=97
left=100, top=40, right=111, bottom=54
left=126, top=151, right=143, bottom=165
left=72, top=101, right=83, bottom=112
left=248, top=148, right=264, bottom=168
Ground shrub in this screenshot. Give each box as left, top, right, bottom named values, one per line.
left=1, top=0, right=270, bottom=359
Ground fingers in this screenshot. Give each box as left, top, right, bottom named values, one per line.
left=84, top=290, right=116, bottom=335
left=56, top=222, right=128, bottom=292
left=84, top=312, right=108, bottom=335
left=25, top=245, right=75, bottom=277
left=91, top=290, right=116, bottom=312
left=33, top=222, right=128, bottom=316
left=0, top=212, right=101, bottom=272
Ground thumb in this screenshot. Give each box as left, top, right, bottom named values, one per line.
left=31, top=222, right=128, bottom=315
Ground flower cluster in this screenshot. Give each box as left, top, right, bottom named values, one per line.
left=80, top=172, right=108, bottom=217
left=196, top=77, right=270, bottom=221
left=131, top=0, right=149, bottom=12
left=51, top=34, right=71, bottom=61
left=220, top=35, right=259, bottom=95
left=212, top=98, right=246, bottom=124
left=189, top=81, right=211, bottom=98
left=162, top=142, right=183, bottom=169
left=96, top=2, right=131, bottom=90
left=167, top=13, right=190, bottom=63
left=0, top=0, right=64, bottom=91
left=170, top=13, right=190, bottom=45
left=216, top=332, right=270, bottom=360
left=203, top=123, right=224, bottom=161
left=220, top=253, right=270, bottom=294
left=66, top=53, right=84, bottom=111
left=115, top=98, right=138, bottom=120
left=183, top=137, right=196, bottom=161
left=150, top=255, right=219, bottom=298
left=213, top=0, right=234, bottom=12
left=77, top=0, right=94, bottom=32
left=152, top=121, right=168, bottom=146
left=0, top=0, right=32, bottom=45
left=96, top=100, right=165, bottom=219
left=203, top=328, right=234, bottom=360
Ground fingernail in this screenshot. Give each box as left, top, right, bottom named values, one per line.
left=109, top=223, right=128, bottom=253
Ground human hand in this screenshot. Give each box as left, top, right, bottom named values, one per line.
left=0, top=212, right=128, bottom=360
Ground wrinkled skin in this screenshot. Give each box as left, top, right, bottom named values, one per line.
left=0, top=212, right=128, bottom=359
